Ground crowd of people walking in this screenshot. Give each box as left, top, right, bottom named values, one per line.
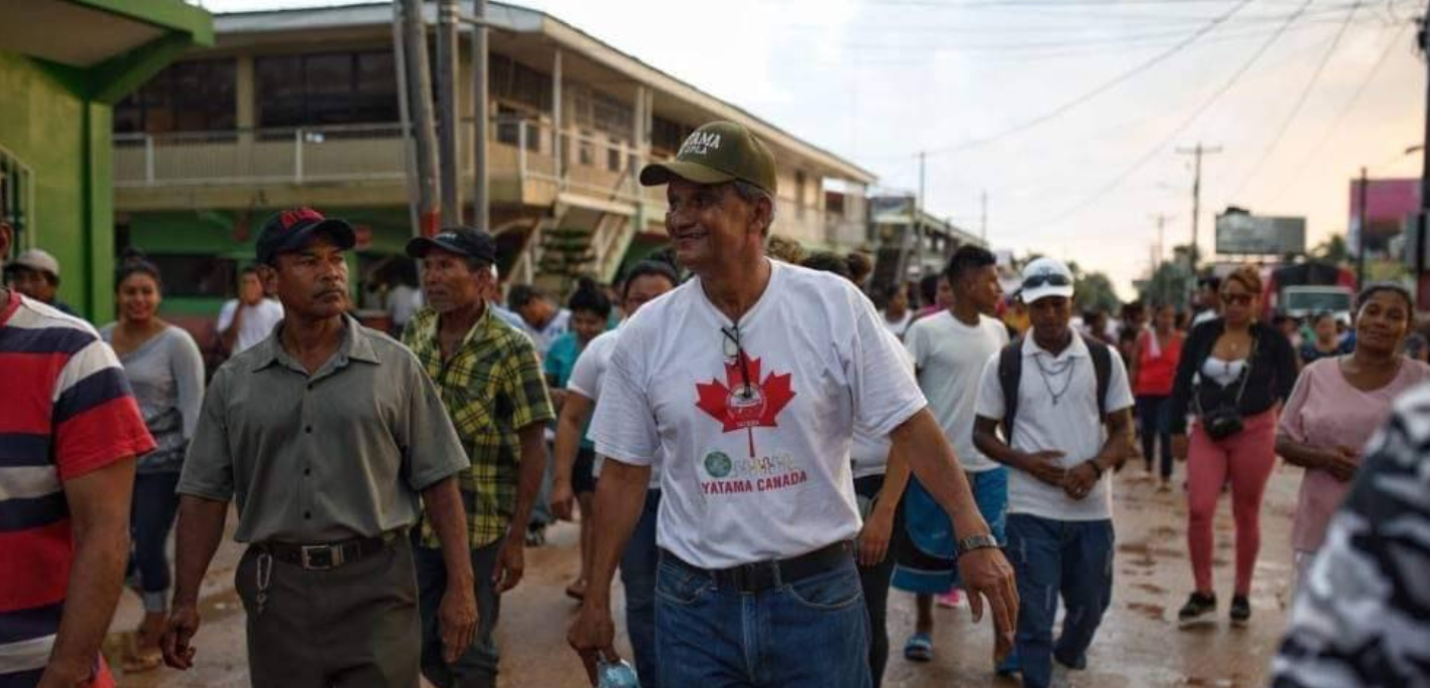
left=3, top=120, right=1430, bottom=688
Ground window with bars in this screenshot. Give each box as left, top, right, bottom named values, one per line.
left=115, top=59, right=237, bottom=134
left=0, top=149, right=32, bottom=243
left=254, top=51, right=399, bottom=129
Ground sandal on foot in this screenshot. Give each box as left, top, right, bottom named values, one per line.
left=903, top=633, right=933, bottom=662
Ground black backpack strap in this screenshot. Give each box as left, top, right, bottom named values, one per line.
left=1084, top=338, right=1113, bottom=420
left=997, top=339, right=1023, bottom=444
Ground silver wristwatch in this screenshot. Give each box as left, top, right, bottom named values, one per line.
left=956, top=533, right=1001, bottom=557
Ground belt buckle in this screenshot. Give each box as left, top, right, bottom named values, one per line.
left=300, top=545, right=342, bottom=570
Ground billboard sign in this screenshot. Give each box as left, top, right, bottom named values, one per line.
left=1215, top=211, right=1306, bottom=255
left=1349, top=178, right=1420, bottom=253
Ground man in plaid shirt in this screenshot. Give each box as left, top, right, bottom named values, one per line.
left=402, top=227, right=554, bottom=688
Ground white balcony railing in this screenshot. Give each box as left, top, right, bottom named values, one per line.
left=113, top=117, right=648, bottom=206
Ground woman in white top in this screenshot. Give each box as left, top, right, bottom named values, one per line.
left=880, top=283, right=914, bottom=340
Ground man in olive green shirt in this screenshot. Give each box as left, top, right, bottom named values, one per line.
left=162, top=208, right=478, bottom=688
left=402, top=227, right=554, bottom=688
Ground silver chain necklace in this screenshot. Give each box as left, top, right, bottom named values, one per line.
left=1032, top=353, right=1077, bottom=406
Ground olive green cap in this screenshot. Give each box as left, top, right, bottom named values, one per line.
left=639, top=121, right=778, bottom=196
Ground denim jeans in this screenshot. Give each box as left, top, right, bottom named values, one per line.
left=128, top=471, right=181, bottom=611
left=619, top=489, right=661, bottom=688
left=1136, top=395, right=1173, bottom=479
left=529, top=441, right=555, bottom=528
left=655, top=553, right=872, bottom=688
left=414, top=538, right=502, bottom=688
left=854, top=474, right=902, bottom=688
left=1005, top=514, right=1114, bottom=688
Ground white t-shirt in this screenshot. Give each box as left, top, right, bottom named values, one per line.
left=216, top=298, right=284, bottom=355
left=385, top=285, right=420, bottom=328
left=526, top=308, right=572, bottom=359
left=882, top=310, right=914, bottom=340
left=568, top=328, right=661, bottom=490
left=850, top=334, right=916, bottom=479
left=904, top=311, right=1009, bottom=473
left=590, top=260, right=927, bottom=569
left=974, top=332, right=1134, bottom=521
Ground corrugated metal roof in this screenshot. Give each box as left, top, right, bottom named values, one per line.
left=215, top=2, right=541, bottom=34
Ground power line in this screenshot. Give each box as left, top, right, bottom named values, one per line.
left=1027, top=0, right=1314, bottom=231
left=1227, top=0, right=1363, bottom=201
left=1269, top=21, right=1413, bottom=202
left=917, top=0, right=1257, bottom=157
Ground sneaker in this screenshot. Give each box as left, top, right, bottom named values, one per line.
left=525, top=524, right=546, bottom=547
left=1230, top=594, right=1251, bottom=627
left=936, top=589, right=966, bottom=609
left=1177, top=592, right=1217, bottom=628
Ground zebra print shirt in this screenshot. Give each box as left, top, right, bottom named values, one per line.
left=1270, top=381, right=1430, bottom=688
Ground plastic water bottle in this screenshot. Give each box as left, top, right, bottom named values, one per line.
left=596, top=656, right=640, bottom=688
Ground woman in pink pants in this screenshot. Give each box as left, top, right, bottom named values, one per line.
left=1168, top=266, right=1297, bottom=629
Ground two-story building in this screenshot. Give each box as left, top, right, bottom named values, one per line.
left=111, top=1, right=876, bottom=332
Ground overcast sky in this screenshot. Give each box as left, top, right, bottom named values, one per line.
left=205, top=0, right=1427, bottom=296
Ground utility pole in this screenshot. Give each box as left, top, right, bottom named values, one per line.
left=401, top=0, right=441, bottom=236
left=980, top=190, right=988, bottom=242
left=1417, top=3, right=1430, bottom=308
left=1357, top=167, right=1369, bottom=288
left=392, top=1, right=419, bottom=237
left=436, top=0, right=460, bottom=226
left=1176, top=143, right=1222, bottom=277
left=471, top=0, right=490, bottom=231
left=916, top=151, right=927, bottom=278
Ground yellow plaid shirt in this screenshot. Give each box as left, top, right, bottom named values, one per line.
left=404, top=305, right=555, bottom=548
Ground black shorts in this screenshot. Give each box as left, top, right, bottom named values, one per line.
left=573, top=447, right=598, bottom=495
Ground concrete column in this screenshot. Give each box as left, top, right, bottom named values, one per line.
left=236, top=55, right=255, bottom=149
left=552, top=48, right=562, bottom=179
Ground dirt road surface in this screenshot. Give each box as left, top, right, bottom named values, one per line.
left=107, top=462, right=1302, bottom=687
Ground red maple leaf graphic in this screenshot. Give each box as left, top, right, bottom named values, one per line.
left=695, top=354, right=797, bottom=457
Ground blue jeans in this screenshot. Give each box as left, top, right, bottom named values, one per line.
left=619, top=489, right=661, bottom=688
left=655, top=554, right=872, bottom=688
left=1005, top=514, right=1114, bottom=688
left=414, top=538, right=501, bottom=688
left=128, top=471, right=181, bottom=611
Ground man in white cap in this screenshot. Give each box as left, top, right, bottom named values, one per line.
left=971, top=257, right=1134, bottom=688
left=4, top=247, right=77, bottom=316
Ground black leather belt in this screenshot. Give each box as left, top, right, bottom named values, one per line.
left=662, top=541, right=854, bottom=593
left=258, top=532, right=397, bottom=571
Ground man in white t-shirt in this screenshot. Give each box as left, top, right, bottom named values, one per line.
left=216, top=266, right=284, bottom=356
left=567, top=121, right=1016, bottom=688
left=972, top=257, right=1134, bottom=688
left=549, top=259, right=679, bottom=688
left=895, top=245, right=1010, bottom=666
left=507, top=284, right=571, bottom=358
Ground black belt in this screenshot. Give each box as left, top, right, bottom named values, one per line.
left=258, top=532, right=398, bottom=571
left=662, top=541, right=854, bottom=593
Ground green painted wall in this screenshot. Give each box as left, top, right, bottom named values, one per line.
left=126, top=207, right=416, bottom=319
left=0, top=50, right=101, bottom=317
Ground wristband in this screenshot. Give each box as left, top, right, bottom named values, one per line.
left=956, top=533, right=1001, bottom=557
left=1089, top=460, right=1104, bottom=479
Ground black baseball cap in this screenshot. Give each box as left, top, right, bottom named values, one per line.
left=256, top=208, right=356, bottom=264
left=405, top=227, right=497, bottom=264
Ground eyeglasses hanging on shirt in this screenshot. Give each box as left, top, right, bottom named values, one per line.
left=721, top=323, right=755, bottom=399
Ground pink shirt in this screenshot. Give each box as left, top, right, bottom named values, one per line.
left=1278, top=356, right=1430, bottom=552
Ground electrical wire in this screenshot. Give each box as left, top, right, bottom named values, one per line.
left=1026, top=0, right=1314, bottom=232
left=1268, top=21, right=1413, bottom=202
left=1226, top=0, right=1363, bottom=201
left=913, top=0, right=1254, bottom=157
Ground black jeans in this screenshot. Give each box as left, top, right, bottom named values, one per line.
left=1136, top=395, right=1173, bottom=479
left=855, top=473, right=901, bottom=688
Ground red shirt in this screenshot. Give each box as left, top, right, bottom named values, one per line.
left=0, top=291, right=155, bottom=688
left=1134, top=330, right=1183, bottom=397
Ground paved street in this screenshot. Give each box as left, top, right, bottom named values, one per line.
left=107, top=461, right=1300, bottom=688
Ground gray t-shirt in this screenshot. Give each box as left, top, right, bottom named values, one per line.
left=178, top=317, right=469, bottom=543
left=100, top=324, right=205, bottom=473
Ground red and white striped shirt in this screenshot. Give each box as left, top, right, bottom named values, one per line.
left=0, top=290, right=154, bottom=688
